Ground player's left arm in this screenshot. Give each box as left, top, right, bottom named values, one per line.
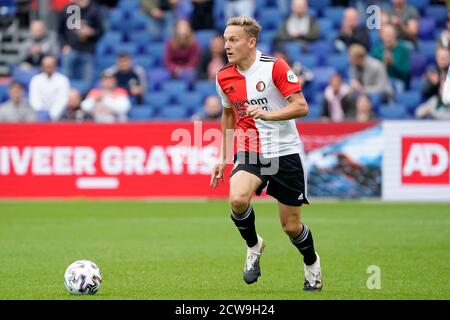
left=247, top=57, right=308, bottom=121
left=247, top=92, right=308, bottom=121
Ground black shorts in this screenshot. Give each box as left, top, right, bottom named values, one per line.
left=230, top=151, right=309, bottom=207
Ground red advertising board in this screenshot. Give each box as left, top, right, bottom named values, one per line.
left=402, top=137, right=450, bottom=185
left=0, top=122, right=376, bottom=198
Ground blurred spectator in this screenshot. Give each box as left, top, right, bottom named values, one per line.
left=191, top=0, right=213, bottom=30
left=348, top=44, right=393, bottom=102
left=371, top=24, right=410, bottom=91
left=0, top=82, right=36, bottom=122
left=274, top=0, right=320, bottom=51
left=335, top=8, right=370, bottom=52
left=81, top=70, right=131, bottom=122
left=416, top=81, right=450, bottom=119
left=60, top=89, right=93, bottom=121
left=58, top=0, right=104, bottom=89
left=354, top=94, right=376, bottom=122
left=443, top=65, right=450, bottom=105
left=381, top=0, right=419, bottom=49
left=422, top=47, right=450, bottom=100
left=197, top=35, right=227, bottom=80
left=141, top=0, right=192, bottom=37
left=437, top=20, right=450, bottom=49
left=29, top=55, right=70, bottom=121
left=106, top=53, right=147, bottom=105
left=164, top=19, right=200, bottom=79
left=321, top=73, right=354, bottom=122
left=225, top=0, right=256, bottom=21
left=19, top=20, right=59, bottom=69
left=191, top=95, right=222, bottom=121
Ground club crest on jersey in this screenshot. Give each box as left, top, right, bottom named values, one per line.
left=256, top=81, right=266, bottom=92
left=287, top=70, right=298, bottom=83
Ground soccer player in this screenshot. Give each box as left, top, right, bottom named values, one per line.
left=210, top=16, right=322, bottom=291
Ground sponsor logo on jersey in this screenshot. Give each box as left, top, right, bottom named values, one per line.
left=287, top=70, right=298, bottom=83
left=256, top=81, right=266, bottom=92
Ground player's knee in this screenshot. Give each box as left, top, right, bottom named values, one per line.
left=281, top=221, right=301, bottom=236
left=229, top=194, right=250, bottom=214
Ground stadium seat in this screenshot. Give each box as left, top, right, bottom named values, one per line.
left=146, top=42, right=165, bottom=66
left=157, top=104, right=190, bottom=120
left=425, top=5, right=448, bottom=28
left=109, top=9, right=133, bottom=32
left=117, top=0, right=139, bottom=12
left=407, top=0, right=430, bottom=14
left=194, top=80, right=216, bottom=98
left=162, top=80, right=189, bottom=97
left=367, top=93, right=382, bottom=115
left=147, top=67, right=171, bottom=91
left=131, top=13, right=149, bottom=32
left=129, top=31, right=155, bottom=48
left=309, top=0, right=330, bottom=15
left=378, top=103, right=408, bottom=119
left=259, top=29, right=277, bottom=45
left=325, top=54, right=349, bottom=74
left=317, top=19, right=334, bottom=40
left=115, top=42, right=138, bottom=56
left=284, top=41, right=301, bottom=62
left=173, top=92, right=203, bottom=111
left=297, top=54, right=318, bottom=69
left=418, top=40, right=437, bottom=63
left=369, top=30, right=381, bottom=47
left=145, top=92, right=171, bottom=107
left=133, top=55, right=156, bottom=70
left=395, top=91, right=422, bottom=115
left=196, top=29, right=218, bottom=51
left=312, top=67, right=336, bottom=91
left=323, top=7, right=344, bottom=28
left=309, top=41, right=333, bottom=63
left=36, top=110, right=51, bottom=122
left=128, top=106, right=155, bottom=121
left=12, top=67, right=40, bottom=88
left=409, top=52, right=428, bottom=78
left=409, top=76, right=424, bottom=91
left=302, top=103, right=321, bottom=120
left=70, top=80, right=87, bottom=95
left=0, top=83, right=9, bottom=103
left=257, top=7, right=284, bottom=30
left=418, top=18, right=436, bottom=40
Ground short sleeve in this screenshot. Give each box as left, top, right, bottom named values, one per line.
left=215, top=74, right=231, bottom=108
left=272, top=58, right=302, bottom=99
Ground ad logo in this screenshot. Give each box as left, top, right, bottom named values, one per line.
left=402, top=137, right=450, bottom=185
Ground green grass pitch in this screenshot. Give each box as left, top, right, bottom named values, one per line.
left=0, top=200, right=449, bottom=300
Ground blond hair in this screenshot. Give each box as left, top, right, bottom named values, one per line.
left=348, top=43, right=367, bottom=58
left=227, top=16, right=262, bottom=42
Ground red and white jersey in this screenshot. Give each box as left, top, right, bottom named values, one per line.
left=216, top=50, right=303, bottom=158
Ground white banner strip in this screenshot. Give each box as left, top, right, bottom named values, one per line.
left=76, top=178, right=119, bottom=189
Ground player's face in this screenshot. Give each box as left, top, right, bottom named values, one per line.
left=223, top=25, right=254, bottom=65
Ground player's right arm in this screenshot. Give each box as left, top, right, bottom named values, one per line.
left=211, top=73, right=235, bottom=188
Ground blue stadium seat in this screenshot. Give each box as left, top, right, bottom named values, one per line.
left=425, top=5, right=448, bottom=28
left=312, top=67, right=336, bottom=91
left=36, top=110, right=51, bottom=122
left=116, top=42, right=138, bottom=56
left=409, top=52, right=428, bottom=78
left=284, top=41, right=301, bottom=62
left=367, top=93, right=382, bottom=114
left=196, top=29, right=218, bottom=51
left=95, top=55, right=116, bottom=71
left=323, top=7, right=344, bottom=28
left=418, top=18, right=436, bottom=40
left=257, top=7, right=284, bottom=30
left=128, top=106, right=155, bottom=121
left=117, top=0, right=139, bottom=12
left=410, top=76, right=424, bottom=91
left=12, top=67, right=40, bottom=88
left=131, top=13, right=149, bottom=32
left=309, top=0, right=331, bottom=15
left=297, top=54, right=318, bottom=69
left=173, top=92, right=203, bottom=111
left=157, top=104, right=190, bottom=120
left=259, top=29, right=277, bottom=44
left=407, top=0, right=430, bottom=14
left=147, top=67, right=171, bottom=91
left=109, top=9, right=133, bottom=32
left=194, top=80, right=216, bottom=98
left=395, top=91, right=422, bottom=115
left=0, top=83, right=9, bottom=103
left=129, top=31, right=155, bottom=48
left=144, top=92, right=171, bottom=107
left=309, top=40, right=333, bottom=63
left=418, top=40, right=437, bottom=63
left=70, top=80, right=87, bottom=95
left=378, top=103, right=407, bottom=119
left=162, top=80, right=189, bottom=97
left=133, top=55, right=156, bottom=70
left=325, top=54, right=349, bottom=74
left=146, top=42, right=165, bottom=66
left=368, top=30, right=381, bottom=47
left=317, top=19, right=334, bottom=40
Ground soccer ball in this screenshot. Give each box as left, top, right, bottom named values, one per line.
left=64, top=260, right=102, bottom=295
